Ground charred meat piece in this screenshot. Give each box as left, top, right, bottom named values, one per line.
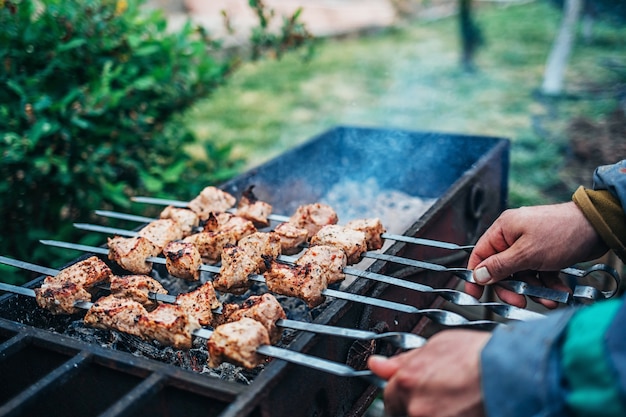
left=188, top=186, right=236, bottom=221
left=183, top=230, right=238, bottom=264
left=288, top=203, right=338, bottom=240
left=203, top=212, right=257, bottom=238
left=310, top=225, right=368, bottom=265
left=110, top=274, right=167, bottom=310
left=163, top=241, right=202, bottom=281
left=345, top=218, right=386, bottom=251
left=236, top=186, right=272, bottom=227
left=238, top=232, right=282, bottom=272
left=264, top=260, right=326, bottom=308
left=108, top=235, right=159, bottom=275
left=208, top=317, right=270, bottom=369
left=295, top=245, right=347, bottom=285
left=213, top=232, right=282, bottom=294
left=138, top=303, right=201, bottom=350
left=34, top=256, right=112, bottom=315
left=175, top=281, right=221, bottom=326
left=213, top=244, right=257, bottom=294
left=137, top=218, right=184, bottom=251
left=84, top=294, right=146, bottom=338
left=160, top=206, right=199, bottom=236
left=218, top=294, right=286, bottom=344
left=273, top=222, right=308, bottom=255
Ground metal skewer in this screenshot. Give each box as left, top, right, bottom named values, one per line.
left=53, top=225, right=539, bottom=321
left=36, top=241, right=502, bottom=330
left=72, top=222, right=617, bottom=306
left=0, top=257, right=392, bottom=388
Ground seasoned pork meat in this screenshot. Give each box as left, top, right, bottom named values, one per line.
left=160, top=206, right=199, bottom=236
left=138, top=303, right=200, bottom=350
left=217, top=294, right=286, bottom=344
left=238, top=232, right=282, bottom=272
left=35, top=283, right=93, bottom=315
left=273, top=222, right=308, bottom=255
left=345, top=218, right=386, bottom=250
left=183, top=231, right=238, bottom=264
left=84, top=295, right=146, bottom=338
left=264, top=260, right=326, bottom=308
left=108, top=235, right=159, bottom=274
left=310, top=225, right=367, bottom=265
left=295, top=245, right=347, bottom=285
left=188, top=186, right=236, bottom=220
left=213, top=232, right=282, bottom=294
left=110, top=274, right=167, bottom=310
left=137, top=218, right=183, bottom=251
left=175, top=281, right=221, bottom=326
left=163, top=241, right=202, bottom=281
left=35, top=256, right=112, bottom=315
left=236, top=186, right=272, bottom=227
left=288, top=203, right=338, bottom=240
left=203, top=212, right=257, bottom=238
left=208, top=317, right=270, bottom=369
left=213, top=244, right=256, bottom=294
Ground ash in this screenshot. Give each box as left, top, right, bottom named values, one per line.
left=321, top=178, right=436, bottom=235
left=0, top=265, right=321, bottom=386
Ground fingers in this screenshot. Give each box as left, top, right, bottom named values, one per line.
left=368, top=354, right=401, bottom=381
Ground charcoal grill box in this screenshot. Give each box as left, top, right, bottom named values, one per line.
left=0, top=126, right=509, bottom=417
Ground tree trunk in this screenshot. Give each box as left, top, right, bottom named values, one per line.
left=541, top=0, right=583, bottom=95
left=459, top=0, right=482, bottom=72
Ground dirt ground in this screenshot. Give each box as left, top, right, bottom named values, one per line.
left=561, top=104, right=626, bottom=189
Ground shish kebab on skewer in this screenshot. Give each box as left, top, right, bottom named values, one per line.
left=0, top=256, right=427, bottom=388
left=69, top=220, right=617, bottom=311
left=98, top=185, right=620, bottom=305
left=0, top=255, right=427, bottom=350
left=34, top=241, right=504, bottom=329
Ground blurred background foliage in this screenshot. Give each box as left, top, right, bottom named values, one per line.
left=1, top=0, right=625, bottom=284
left=0, top=0, right=311, bottom=283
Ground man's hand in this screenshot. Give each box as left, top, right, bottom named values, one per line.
left=465, top=202, right=608, bottom=308
left=368, top=330, right=491, bottom=417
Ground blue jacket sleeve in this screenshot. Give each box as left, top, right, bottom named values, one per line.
left=593, top=160, right=626, bottom=208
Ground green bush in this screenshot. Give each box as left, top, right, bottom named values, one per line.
left=0, top=0, right=311, bottom=284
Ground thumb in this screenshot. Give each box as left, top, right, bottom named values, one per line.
left=367, top=355, right=401, bottom=380
left=474, top=252, right=518, bottom=284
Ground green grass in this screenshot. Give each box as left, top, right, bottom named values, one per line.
left=185, top=1, right=626, bottom=207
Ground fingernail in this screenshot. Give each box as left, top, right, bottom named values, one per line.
left=474, top=267, right=491, bottom=284
left=368, top=354, right=388, bottom=364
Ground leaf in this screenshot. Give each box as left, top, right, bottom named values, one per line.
left=57, top=38, right=87, bottom=52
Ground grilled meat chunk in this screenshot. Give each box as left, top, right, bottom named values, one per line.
left=163, top=241, right=202, bottom=281
left=175, top=281, right=221, bottom=326
left=34, top=256, right=112, bottom=315
left=310, top=225, right=368, bottom=265
left=295, top=245, right=347, bottom=285
left=288, top=203, right=338, bottom=240
left=264, top=260, right=326, bottom=308
left=208, top=317, right=270, bottom=369
left=110, top=274, right=167, bottom=310
left=213, top=232, right=282, bottom=294
left=138, top=303, right=201, bottom=350
left=217, top=294, right=286, bottom=344
left=236, top=186, right=272, bottom=227
left=84, top=295, right=146, bottom=338
left=273, top=222, right=308, bottom=255
left=213, top=244, right=256, bottom=294
left=183, top=231, right=237, bottom=264
left=137, top=218, right=183, bottom=251
left=203, top=212, right=257, bottom=237
left=160, top=206, right=199, bottom=236
left=188, top=186, right=236, bottom=221
left=345, top=218, right=386, bottom=250
left=108, top=235, right=159, bottom=275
